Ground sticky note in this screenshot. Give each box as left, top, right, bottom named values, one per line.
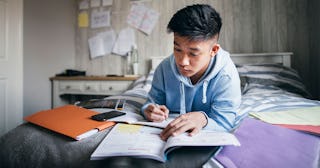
left=78, top=12, right=89, bottom=28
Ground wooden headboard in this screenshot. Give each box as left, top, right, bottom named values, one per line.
left=230, top=52, right=292, bottom=67
left=150, top=52, right=293, bottom=70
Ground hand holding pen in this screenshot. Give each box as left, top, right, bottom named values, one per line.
left=144, top=94, right=169, bottom=122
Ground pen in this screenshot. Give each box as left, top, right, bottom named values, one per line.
left=147, top=94, right=168, bottom=120
left=147, top=94, right=157, bottom=106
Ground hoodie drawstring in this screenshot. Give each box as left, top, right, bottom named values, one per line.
left=202, top=80, right=208, bottom=104
left=179, top=80, right=208, bottom=114
left=180, top=82, right=186, bottom=114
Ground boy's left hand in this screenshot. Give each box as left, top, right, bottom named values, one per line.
left=160, top=112, right=207, bottom=141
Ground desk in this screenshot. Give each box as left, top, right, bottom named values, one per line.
left=50, top=76, right=138, bottom=108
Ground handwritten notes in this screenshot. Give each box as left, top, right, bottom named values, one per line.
left=90, top=0, right=100, bottom=8
left=112, top=27, right=136, bottom=56
left=91, top=10, right=111, bottom=28
left=127, top=3, right=159, bottom=35
left=79, top=0, right=89, bottom=10
left=88, top=29, right=116, bottom=59
left=250, top=106, right=320, bottom=126
left=102, top=0, right=113, bottom=6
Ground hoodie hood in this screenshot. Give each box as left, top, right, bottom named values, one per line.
left=169, top=48, right=230, bottom=114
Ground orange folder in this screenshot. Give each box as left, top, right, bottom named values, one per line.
left=24, top=105, right=115, bottom=140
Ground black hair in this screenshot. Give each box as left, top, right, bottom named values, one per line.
left=167, top=4, right=222, bottom=41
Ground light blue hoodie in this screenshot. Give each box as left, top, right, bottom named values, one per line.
left=141, top=48, right=241, bottom=132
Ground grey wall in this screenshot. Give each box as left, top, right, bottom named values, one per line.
left=23, top=0, right=76, bottom=117
left=308, top=0, right=320, bottom=100
left=23, top=0, right=320, bottom=117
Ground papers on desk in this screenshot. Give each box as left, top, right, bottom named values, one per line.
left=250, top=106, right=320, bottom=125
left=250, top=106, right=320, bottom=135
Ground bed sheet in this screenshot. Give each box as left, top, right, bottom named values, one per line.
left=237, top=64, right=320, bottom=116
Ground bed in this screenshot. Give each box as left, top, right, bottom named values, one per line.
left=0, top=52, right=319, bottom=168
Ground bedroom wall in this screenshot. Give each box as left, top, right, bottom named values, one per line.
left=75, top=0, right=314, bottom=97
left=23, top=0, right=76, bottom=117
left=22, top=0, right=318, bottom=118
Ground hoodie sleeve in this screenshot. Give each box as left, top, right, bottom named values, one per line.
left=203, top=73, right=241, bottom=132
left=141, top=65, right=166, bottom=118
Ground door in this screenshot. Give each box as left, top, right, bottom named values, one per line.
left=0, top=0, right=23, bottom=136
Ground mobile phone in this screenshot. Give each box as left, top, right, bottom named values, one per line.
left=91, top=111, right=126, bottom=121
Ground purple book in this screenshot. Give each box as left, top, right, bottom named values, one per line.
left=215, top=118, right=320, bottom=168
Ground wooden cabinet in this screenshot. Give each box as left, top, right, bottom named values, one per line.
left=50, top=76, right=138, bottom=108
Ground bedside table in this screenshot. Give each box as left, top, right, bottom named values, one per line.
left=50, top=76, right=138, bottom=108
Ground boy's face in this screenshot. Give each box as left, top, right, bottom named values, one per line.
left=173, top=34, right=220, bottom=82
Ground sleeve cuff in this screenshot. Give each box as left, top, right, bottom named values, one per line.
left=200, top=111, right=230, bottom=132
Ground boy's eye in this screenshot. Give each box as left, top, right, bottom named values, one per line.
left=189, top=53, right=198, bottom=57
left=174, top=48, right=182, bottom=52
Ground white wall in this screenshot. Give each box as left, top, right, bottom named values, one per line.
left=23, top=0, right=76, bottom=116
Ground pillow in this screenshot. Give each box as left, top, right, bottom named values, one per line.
left=142, top=69, right=155, bottom=92
left=129, top=75, right=146, bottom=89
left=236, top=64, right=311, bottom=98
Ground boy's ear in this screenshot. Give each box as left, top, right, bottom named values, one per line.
left=211, top=44, right=220, bottom=57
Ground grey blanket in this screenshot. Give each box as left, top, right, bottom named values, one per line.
left=0, top=122, right=217, bottom=168
left=0, top=123, right=110, bottom=168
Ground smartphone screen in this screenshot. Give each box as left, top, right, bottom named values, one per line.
left=91, top=111, right=126, bottom=121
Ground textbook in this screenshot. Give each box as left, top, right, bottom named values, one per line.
left=24, top=105, right=115, bottom=140
left=91, top=123, right=240, bottom=162
left=214, top=118, right=320, bottom=168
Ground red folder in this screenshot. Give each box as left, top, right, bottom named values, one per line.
left=275, top=124, right=320, bottom=136
left=24, top=105, right=115, bottom=140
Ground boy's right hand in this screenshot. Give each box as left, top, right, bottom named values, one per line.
left=144, top=104, right=169, bottom=122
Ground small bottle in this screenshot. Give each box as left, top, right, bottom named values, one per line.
left=131, top=46, right=139, bottom=75
left=126, top=51, right=132, bottom=75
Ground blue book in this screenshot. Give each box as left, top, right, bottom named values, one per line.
left=215, top=118, right=320, bottom=168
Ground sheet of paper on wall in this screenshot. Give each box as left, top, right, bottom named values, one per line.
left=88, top=30, right=116, bottom=59
left=127, top=3, right=160, bottom=35
left=78, top=11, right=89, bottom=28
left=79, top=0, right=89, bottom=10
left=139, top=9, right=160, bottom=35
left=100, top=29, right=116, bottom=55
left=90, top=0, right=100, bottom=8
left=91, top=10, right=110, bottom=28
left=127, top=3, right=147, bottom=30
left=88, top=35, right=105, bottom=59
left=112, top=27, right=136, bottom=56
left=102, top=0, right=113, bottom=6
